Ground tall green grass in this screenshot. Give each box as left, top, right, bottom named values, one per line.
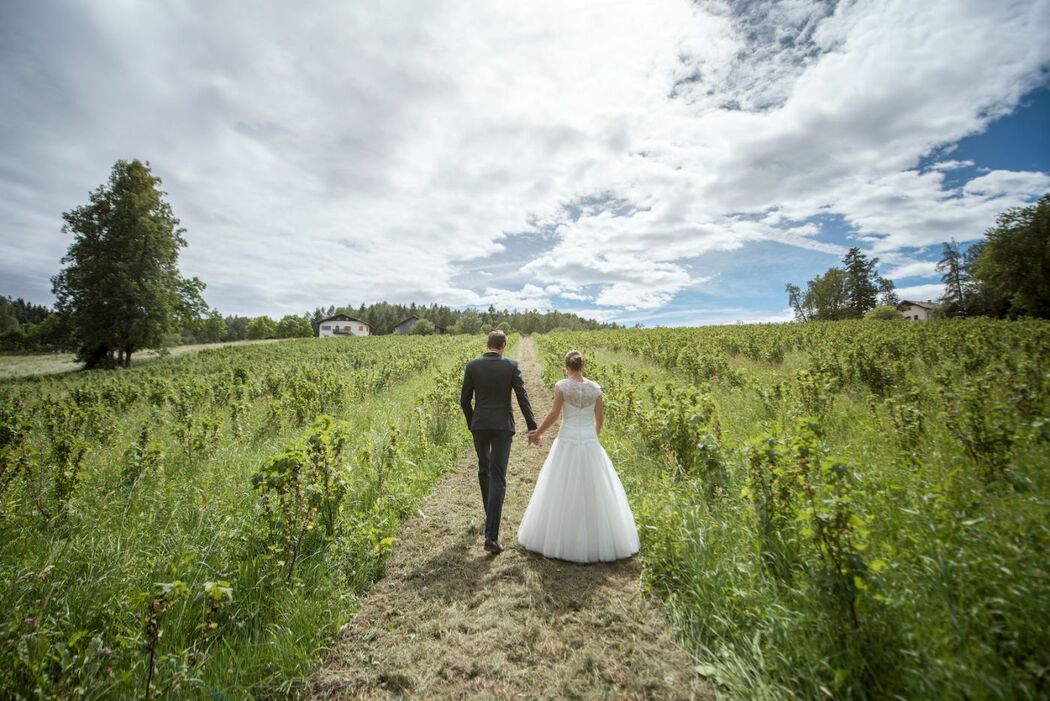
left=0, top=335, right=479, bottom=698
left=535, top=321, right=1049, bottom=700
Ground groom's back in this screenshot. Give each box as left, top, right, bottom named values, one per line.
left=462, top=354, right=519, bottom=431
left=467, top=355, right=515, bottom=403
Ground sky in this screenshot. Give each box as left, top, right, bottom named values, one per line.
left=1, top=0, right=1048, bottom=326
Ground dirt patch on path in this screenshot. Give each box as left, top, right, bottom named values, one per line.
left=308, top=338, right=714, bottom=700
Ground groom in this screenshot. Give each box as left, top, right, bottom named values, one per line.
left=459, top=330, right=538, bottom=554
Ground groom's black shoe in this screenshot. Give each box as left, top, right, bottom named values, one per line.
left=484, top=539, right=504, bottom=554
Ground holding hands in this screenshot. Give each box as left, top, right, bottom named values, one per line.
left=527, top=430, right=542, bottom=447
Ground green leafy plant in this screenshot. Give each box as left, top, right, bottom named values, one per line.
left=252, top=415, right=353, bottom=581
left=142, top=580, right=189, bottom=700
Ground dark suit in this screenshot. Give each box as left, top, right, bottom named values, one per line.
left=460, top=351, right=538, bottom=542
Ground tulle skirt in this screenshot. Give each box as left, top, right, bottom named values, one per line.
left=517, top=435, right=640, bottom=563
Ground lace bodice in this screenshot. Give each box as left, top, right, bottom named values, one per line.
left=555, top=378, right=602, bottom=441
left=557, top=377, right=602, bottom=407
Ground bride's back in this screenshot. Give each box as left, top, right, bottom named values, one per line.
left=556, top=377, right=601, bottom=438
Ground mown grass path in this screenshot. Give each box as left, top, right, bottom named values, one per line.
left=308, top=338, right=713, bottom=700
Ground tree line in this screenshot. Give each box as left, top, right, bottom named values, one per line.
left=171, top=302, right=613, bottom=345
left=787, top=193, right=1049, bottom=322
left=786, top=248, right=899, bottom=321
left=935, top=193, right=1049, bottom=318
left=1, top=159, right=614, bottom=365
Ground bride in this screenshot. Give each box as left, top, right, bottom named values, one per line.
left=517, top=350, right=640, bottom=563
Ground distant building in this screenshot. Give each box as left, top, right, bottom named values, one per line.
left=318, top=314, right=371, bottom=337
left=898, top=299, right=939, bottom=321
left=394, top=315, right=419, bottom=335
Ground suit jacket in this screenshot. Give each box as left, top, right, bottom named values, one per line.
left=460, top=352, right=538, bottom=434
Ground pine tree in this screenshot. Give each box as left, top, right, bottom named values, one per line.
left=936, top=240, right=967, bottom=315
left=841, top=247, right=881, bottom=317
left=785, top=283, right=808, bottom=321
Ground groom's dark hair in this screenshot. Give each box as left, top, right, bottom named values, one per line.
left=486, top=330, right=507, bottom=350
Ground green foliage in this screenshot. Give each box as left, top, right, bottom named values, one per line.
left=842, top=247, right=885, bottom=315
left=410, top=318, right=436, bottom=335
left=0, top=297, right=72, bottom=353
left=122, top=424, right=164, bottom=486
left=639, top=384, right=726, bottom=493
left=744, top=424, right=818, bottom=577
left=251, top=416, right=352, bottom=581
left=0, top=333, right=476, bottom=698
left=932, top=194, right=1050, bottom=319
left=969, top=192, right=1050, bottom=318
left=0, top=397, right=31, bottom=503
left=245, top=315, right=276, bottom=340
left=804, top=267, right=851, bottom=320
left=142, top=580, right=190, bottom=700
left=196, top=310, right=228, bottom=343
left=864, top=305, right=902, bottom=320
left=535, top=319, right=1050, bottom=699
left=275, top=314, right=313, bottom=339
left=790, top=248, right=896, bottom=321
left=942, top=368, right=1022, bottom=482
left=937, top=239, right=969, bottom=315
left=51, top=159, right=205, bottom=368
left=317, top=300, right=614, bottom=336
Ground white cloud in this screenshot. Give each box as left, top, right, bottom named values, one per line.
left=963, top=170, right=1050, bottom=197
left=895, top=283, right=946, bottom=303
left=885, top=260, right=941, bottom=279
left=474, top=284, right=553, bottom=311
left=835, top=168, right=1050, bottom=251
left=616, top=305, right=797, bottom=327
left=0, top=0, right=1047, bottom=320
left=929, top=160, right=975, bottom=171
left=558, top=291, right=592, bottom=302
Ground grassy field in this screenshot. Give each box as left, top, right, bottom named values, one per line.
left=3, top=321, right=1046, bottom=699
left=0, top=339, right=278, bottom=381
left=0, top=334, right=478, bottom=698
left=535, top=319, right=1049, bottom=700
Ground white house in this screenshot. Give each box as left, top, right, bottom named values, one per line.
left=394, top=315, right=419, bottom=335
left=317, top=314, right=371, bottom=337
left=898, top=300, right=938, bottom=321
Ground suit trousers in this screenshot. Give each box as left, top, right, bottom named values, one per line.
left=472, top=429, right=514, bottom=542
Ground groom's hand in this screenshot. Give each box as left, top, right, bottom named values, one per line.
left=527, top=430, right=541, bottom=446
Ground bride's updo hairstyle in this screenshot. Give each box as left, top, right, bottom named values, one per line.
left=564, top=350, right=585, bottom=372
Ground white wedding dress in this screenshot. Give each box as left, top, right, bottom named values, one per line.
left=517, top=377, right=640, bottom=563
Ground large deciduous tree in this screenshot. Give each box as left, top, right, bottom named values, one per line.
left=51, top=160, right=204, bottom=368
left=967, top=193, right=1050, bottom=318
left=276, top=314, right=313, bottom=338
left=803, top=267, right=851, bottom=320
left=246, top=316, right=277, bottom=340
left=198, top=310, right=228, bottom=343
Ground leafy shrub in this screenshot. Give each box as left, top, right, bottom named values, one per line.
left=864, top=305, right=903, bottom=320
